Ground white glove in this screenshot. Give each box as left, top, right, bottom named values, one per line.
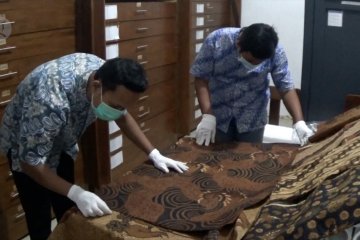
left=293, top=120, right=315, bottom=146
left=67, top=185, right=112, bottom=217
left=196, top=114, right=216, bottom=146
left=149, top=149, right=189, bottom=173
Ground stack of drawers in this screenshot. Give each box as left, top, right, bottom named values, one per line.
left=0, top=0, right=75, bottom=239
left=77, top=1, right=179, bottom=181
left=106, top=1, right=178, bottom=177
left=178, top=0, right=232, bottom=135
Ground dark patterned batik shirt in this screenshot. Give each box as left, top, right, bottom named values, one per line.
left=0, top=53, right=104, bottom=172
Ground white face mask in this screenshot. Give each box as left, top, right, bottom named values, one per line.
left=238, top=55, right=260, bottom=70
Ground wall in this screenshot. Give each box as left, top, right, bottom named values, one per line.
left=241, top=0, right=305, bottom=117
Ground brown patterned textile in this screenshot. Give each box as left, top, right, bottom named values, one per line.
left=49, top=208, right=204, bottom=240
left=309, top=105, right=360, bottom=142
left=243, top=120, right=360, bottom=240
left=96, top=139, right=297, bottom=235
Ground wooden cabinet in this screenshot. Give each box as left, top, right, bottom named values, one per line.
left=177, top=0, right=240, bottom=135
left=0, top=0, right=76, bottom=239
left=77, top=0, right=178, bottom=187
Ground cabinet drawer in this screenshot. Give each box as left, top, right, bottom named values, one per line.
left=128, top=80, right=175, bottom=121
left=0, top=0, right=72, bottom=11
left=112, top=109, right=177, bottom=178
left=0, top=163, right=20, bottom=210
left=105, top=2, right=176, bottom=21
left=1, top=4, right=74, bottom=35
left=116, top=35, right=176, bottom=69
left=0, top=84, right=16, bottom=107
left=0, top=203, right=27, bottom=240
left=105, top=18, right=175, bottom=42
left=146, top=64, right=176, bottom=86
left=0, top=52, right=67, bottom=85
left=190, top=1, right=228, bottom=15
left=0, top=29, right=75, bottom=62
left=0, top=61, right=19, bottom=88
left=190, top=13, right=229, bottom=29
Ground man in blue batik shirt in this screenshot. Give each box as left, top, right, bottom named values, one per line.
left=191, top=23, right=314, bottom=146
left=0, top=53, right=188, bottom=239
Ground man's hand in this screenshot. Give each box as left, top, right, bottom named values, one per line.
left=67, top=185, right=112, bottom=217
left=195, top=114, right=216, bottom=146
left=293, top=120, right=315, bottom=146
left=149, top=149, right=188, bottom=173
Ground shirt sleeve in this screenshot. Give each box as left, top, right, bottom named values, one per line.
left=190, top=34, right=215, bottom=80
left=18, top=84, right=68, bottom=167
left=270, top=45, right=295, bottom=92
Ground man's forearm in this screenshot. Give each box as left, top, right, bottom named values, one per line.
left=280, top=89, right=304, bottom=123
left=194, top=78, right=212, bottom=114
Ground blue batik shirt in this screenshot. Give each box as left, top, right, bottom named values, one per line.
left=0, top=53, right=105, bottom=172
left=190, top=27, right=294, bottom=133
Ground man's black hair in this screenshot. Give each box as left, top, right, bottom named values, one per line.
left=238, top=23, right=279, bottom=60
left=94, top=58, right=148, bottom=92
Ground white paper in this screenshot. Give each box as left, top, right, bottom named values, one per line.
left=263, top=124, right=300, bottom=144
left=196, top=17, right=204, bottom=26
left=108, top=121, right=120, bottom=134
left=194, top=109, right=202, bottom=119
left=327, top=10, right=343, bottom=27
left=110, top=151, right=123, bottom=169
left=194, top=97, right=199, bottom=106
left=196, top=30, right=204, bottom=40
left=109, top=135, right=123, bottom=152
left=105, top=25, right=119, bottom=41
left=196, top=4, right=205, bottom=13
left=195, top=43, right=202, bottom=53
left=136, top=2, right=142, bottom=7
left=106, top=44, right=119, bottom=60
left=104, top=5, right=118, bottom=20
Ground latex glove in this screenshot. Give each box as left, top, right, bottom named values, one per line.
left=149, top=148, right=189, bottom=173
left=67, top=185, right=112, bottom=217
left=293, top=120, right=315, bottom=146
left=196, top=114, right=216, bottom=146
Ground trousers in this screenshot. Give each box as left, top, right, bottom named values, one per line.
left=7, top=150, right=75, bottom=240
left=216, top=118, right=265, bottom=143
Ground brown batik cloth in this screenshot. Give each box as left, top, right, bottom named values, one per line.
left=96, top=139, right=297, bottom=236
left=49, top=208, right=206, bottom=240
left=243, top=119, right=360, bottom=240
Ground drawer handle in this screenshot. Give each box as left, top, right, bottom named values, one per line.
left=206, top=6, right=214, bottom=9
left=15, top=212, right=25, bottom=221
left=0, top=99, right=11, bottom=106
left=10, top=191, right=19, bottom=199
left=0, top=46, right=16, bottom=53
left=136, top=44, right=148, bottom=50
left=137, top=110, right=150, bottom=118
left=136, top=27, right=149, bottom=32
left=341, top=1, right=360, bottom=6
left=139, top=61, right=148, bottom=65
left=206, top=19, right=215, bottom=22
left=0, top=21, right=15, bottom=26
left=142, top=128, right=151, bottom=133
left=0, top=71, right=18, bottom=79
left=138, top=95, right=149, bottom=101
left=136, top=9, right=148, bottom=14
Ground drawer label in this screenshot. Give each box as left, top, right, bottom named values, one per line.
left=0, top=63, right=8, bottom=71
left=1, top=89, right=11, bottom=97
left=0, top=14, right=12, bottom=39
